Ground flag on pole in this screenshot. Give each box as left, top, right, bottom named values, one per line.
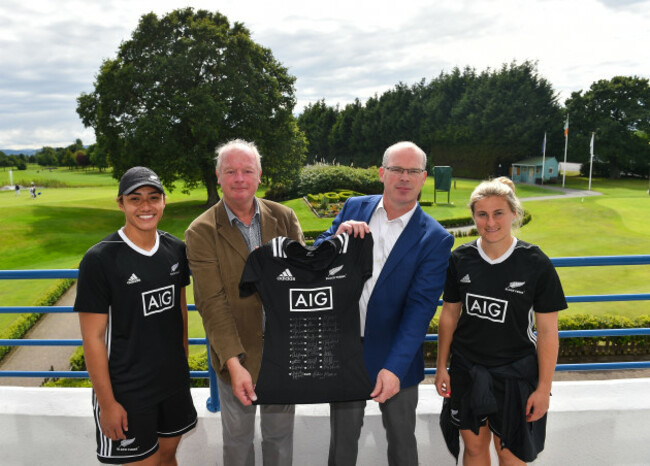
left=564, top=115, right=569, bottom=137
left=588, top=132, right=595, bottom=191
left=541, top=132, right=547, bottom=185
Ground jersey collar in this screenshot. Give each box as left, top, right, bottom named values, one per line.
left=476, top=237, right=517, bottom=265
left=118, top=227, right=160, bottom=257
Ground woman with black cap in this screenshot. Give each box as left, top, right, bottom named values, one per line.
left=75, top=167, right=197, bottom=465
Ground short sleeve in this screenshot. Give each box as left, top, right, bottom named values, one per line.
left=442, top=254, right=461, bottom=303
left=356, top=233, right=374, bottom=282
left=533, top=255, right=568, bottom=313
left=73, top=250, right=111, bottom=314
left=179, top=241, right=191, bottom=288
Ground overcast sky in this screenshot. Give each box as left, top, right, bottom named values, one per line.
left=1, top=0, right=648, bottom=150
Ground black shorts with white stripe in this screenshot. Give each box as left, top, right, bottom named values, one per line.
left=93, top=387, right=197, bottom=464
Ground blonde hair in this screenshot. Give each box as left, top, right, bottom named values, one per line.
left=469, top=176, right=524, bottom=227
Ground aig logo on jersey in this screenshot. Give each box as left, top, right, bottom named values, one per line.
left=141, top=285, right=175, bottom=316
left=290, top=287, right=333, bottom=312
left=465, top=293, right=508, bottom=323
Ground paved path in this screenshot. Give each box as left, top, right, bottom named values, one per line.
left=0, top=283, right=81, bottom=386
left=520, top=184, right=602, bottom=201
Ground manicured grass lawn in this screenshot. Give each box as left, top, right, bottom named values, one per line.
left=1, top=165, right=118, bottom=188
left=1, top=168, right=648, bottom=346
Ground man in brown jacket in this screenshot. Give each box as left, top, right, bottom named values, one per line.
left=185, top=139, right=304, bottom=466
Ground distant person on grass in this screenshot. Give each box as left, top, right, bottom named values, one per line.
left=75, top=166, right=197, bottom=465
left=435, top=177, right=567, bottom=465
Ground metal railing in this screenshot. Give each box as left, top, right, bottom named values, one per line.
left=1, top=255, right=649, bottom=412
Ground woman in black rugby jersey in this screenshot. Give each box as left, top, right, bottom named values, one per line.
left=435, top=177, right=567, bottom=465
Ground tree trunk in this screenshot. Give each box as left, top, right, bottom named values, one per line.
left=204, top=168, right=220, bottom=207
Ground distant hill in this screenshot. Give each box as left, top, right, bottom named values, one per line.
left=1, top=149, right=38, bottom=156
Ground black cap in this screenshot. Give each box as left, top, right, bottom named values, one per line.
left=118, top=167, right=165, bottom=196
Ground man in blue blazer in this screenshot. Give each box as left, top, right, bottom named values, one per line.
left=315, top=141, right=454, bottom=466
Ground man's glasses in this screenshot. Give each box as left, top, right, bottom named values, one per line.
left=383, top=166, right=425, bottom=177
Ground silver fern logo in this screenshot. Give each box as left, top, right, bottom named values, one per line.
left=506, top=281, right=526, bottom=294
left=329, top=265, right=344, bottom=276
left=120, top=438, right=136, bottom=447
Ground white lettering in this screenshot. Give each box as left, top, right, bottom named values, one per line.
left=290, top=287, right=333, bottom=312
left=465, top=293, right=508, bottom=323
left=141, top=285, right=175, bottom=316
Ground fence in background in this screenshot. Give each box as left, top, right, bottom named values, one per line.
left=1, top=254, right=649, bottom=412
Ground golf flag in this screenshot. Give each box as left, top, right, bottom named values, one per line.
left=564, top=115, right=569, bottom=137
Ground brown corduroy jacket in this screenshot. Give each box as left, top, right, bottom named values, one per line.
left=185, top=198, right=304, bottom=385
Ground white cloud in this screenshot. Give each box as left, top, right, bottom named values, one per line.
left=0, top=0, right=648, bottom=149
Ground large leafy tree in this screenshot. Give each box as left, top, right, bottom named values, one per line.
left=565, top=76, right=650, bottom=178
left=77, top=8, right=305, bottom=205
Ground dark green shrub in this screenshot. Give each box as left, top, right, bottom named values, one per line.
left=265, top=164, right=383, bottom=201
left=69, top=346, right=86, bottom=371
left=427, top=313, right=650, bottom=364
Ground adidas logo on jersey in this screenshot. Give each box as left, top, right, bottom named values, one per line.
left=460, top=274, right=471, bottom=284
left=126, top=273, right=141, bottom=285
left=277, top=269, right=296, bottom=281
left=506, top=280, right=526, bottom=294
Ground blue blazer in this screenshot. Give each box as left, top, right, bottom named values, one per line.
left=315, top=195, right=454, bottom=389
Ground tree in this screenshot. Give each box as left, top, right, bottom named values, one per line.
left=297, top=99, right=338, bottom=162
left=87, top=144, right=109, bottom=171
left=328, top=99, right=362, bottom=164
left=77, top=8, right=305, bottom=206
left=35, top=147, right=57, bottom=167
left=565, top=76, right=650, bottom=178
left=76, top=151, right=90, bottom=169
left=302, top=61, right=562, bottom=177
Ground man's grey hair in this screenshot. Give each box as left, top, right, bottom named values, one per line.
left=382, top=141, right=427, bottom=169
left=214, top=139, right=262, bottom=173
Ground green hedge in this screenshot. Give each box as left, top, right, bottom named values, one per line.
left=46, top=347, right=211, bottom=388
left=266, top=164, right=383, bottom=201
left=426, top=313, right=650, bottom=363
left=0, top=278, right=75, bottom=362
left=48, top=313, right=650, bottom=387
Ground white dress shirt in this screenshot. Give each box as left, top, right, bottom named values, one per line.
left=358, top=198, right=417, bottom=336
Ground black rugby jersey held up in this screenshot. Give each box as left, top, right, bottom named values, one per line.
left=240, top=233, right=373, bottom=404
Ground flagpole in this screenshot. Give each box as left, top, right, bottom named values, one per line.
left=562, top=115, right=569, bottom=188
left=588, top=132, right=594, bottom=191
left=541, top=132, right=547, bottom=185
